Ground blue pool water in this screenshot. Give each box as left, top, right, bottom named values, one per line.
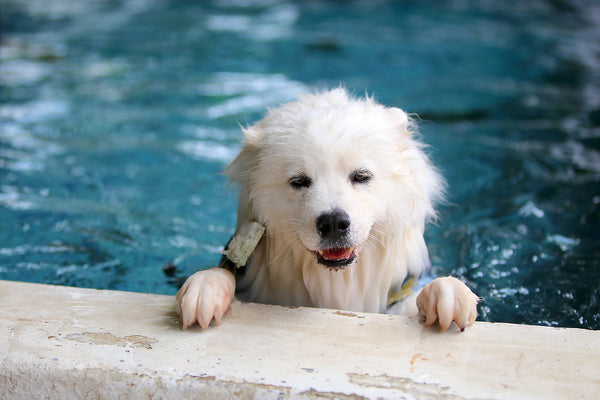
left=1, top=0, right=599, bottom=329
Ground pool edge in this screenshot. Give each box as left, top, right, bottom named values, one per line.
left=1, top=279, right=598, bottom=399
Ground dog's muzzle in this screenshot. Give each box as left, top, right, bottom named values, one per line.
left=315, top=209, right=357, bottom=269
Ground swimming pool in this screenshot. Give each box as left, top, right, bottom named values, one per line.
left=1, top=0, right=599, bottom=329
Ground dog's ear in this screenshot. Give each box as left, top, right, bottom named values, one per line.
left=386, top=107, right=413, bottom=137
left=225, top=145, right=257, bottom=187
left=224, top=125, right=263, bottom=187
left=225, top=126, right=265, bottom=226
left=386, top=105, right=446, bottom=225
left=241, top=125, right=264, bottom=147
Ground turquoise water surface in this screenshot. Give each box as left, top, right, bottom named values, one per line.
left=1, top=0, right=599, bottom=329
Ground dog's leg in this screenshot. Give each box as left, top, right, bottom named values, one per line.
left=176, top=268, right=236, bottom=330
left=416, top=277, right=478, bottom=332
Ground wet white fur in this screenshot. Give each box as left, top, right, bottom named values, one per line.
left=177, top=89, right=477, bottom=331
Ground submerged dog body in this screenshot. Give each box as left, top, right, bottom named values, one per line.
left=177, top=89, right=478, bottom=331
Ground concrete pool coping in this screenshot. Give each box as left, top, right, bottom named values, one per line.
left=1, top=279, right=598, bottom=399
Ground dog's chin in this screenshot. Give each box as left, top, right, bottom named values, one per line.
left=314, top=247, right=358, bottom=271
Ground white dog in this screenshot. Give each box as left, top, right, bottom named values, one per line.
left=177, top=89, right=478, bottom=331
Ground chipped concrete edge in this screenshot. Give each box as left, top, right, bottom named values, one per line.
left=1, top=280, right=599, bottom=399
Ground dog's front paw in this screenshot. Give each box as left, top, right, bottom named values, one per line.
left=416, top=277, right=478, bottom=332
left=176, top=268, right=235, bottom=330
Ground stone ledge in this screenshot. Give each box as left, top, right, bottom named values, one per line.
left=0, top=279, right=598, bottom=399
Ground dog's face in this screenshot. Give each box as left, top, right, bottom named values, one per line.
left=228, top=90, right=440, bottom=270
left=277, top=142, right=385, bottom=269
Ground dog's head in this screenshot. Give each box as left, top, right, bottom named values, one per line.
left=227, top=89, right=444, bottom=270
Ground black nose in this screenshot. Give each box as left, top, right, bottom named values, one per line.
left=316, top=209, right=351, bottom=241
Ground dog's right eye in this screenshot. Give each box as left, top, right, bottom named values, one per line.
left=289, top=174, right=312, bottom=189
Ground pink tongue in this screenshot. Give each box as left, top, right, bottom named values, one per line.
left=322, top=248, right=353, bottom=261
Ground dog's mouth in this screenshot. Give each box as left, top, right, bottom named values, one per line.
left=315, top=247, right=358, bottom=269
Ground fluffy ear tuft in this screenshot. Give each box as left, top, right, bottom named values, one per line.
left=225, top=143, right=258, bottom=187
left=388, top=107, right=446, bottom=224
left=241, top=125, right=264, bottom=147
left=387, top=107, right=413, bottom=135
left=226, top=124, right=263, bottom=187
left=226, top=130, right=265, bottom=226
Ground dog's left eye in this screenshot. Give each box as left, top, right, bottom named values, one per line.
left=350, top=169, right=373, bottom=184
left=289, top=174, right=312, bottom=189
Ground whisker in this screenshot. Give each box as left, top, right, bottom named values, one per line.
left=367, top=226, right=394, bottom=248
left=370, top=226, right=393, bottom=241
left=264, top=218, right=304, bottom=238
left=265, top=227, right=300, bottom=237
left=269, top=218, right=302, bottom=226
left=368, top=233, right=385, bottom=248
left=264, top=232, right=302, bottom=268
